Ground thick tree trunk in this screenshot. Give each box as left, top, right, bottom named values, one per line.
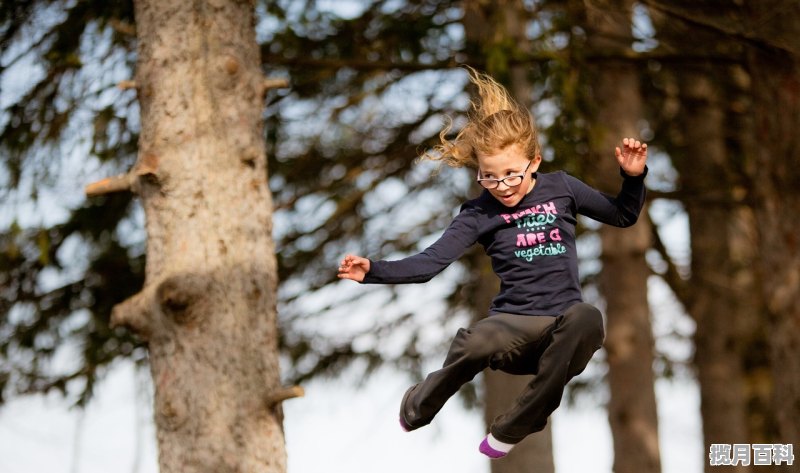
left=464, top=2, right=556, bottom=471
left=750, top=64, right=800, bottom=471
left=648, top=0, right=780, bottom=457
left=648, top=0, right=781, bottom=457
left=582, top=2, right=662, bottom=472
left=113, top=1, right=286, bottom=472
left=745, top=4, right=800, bottom=457
left=672, top=67, right=766, bottom=472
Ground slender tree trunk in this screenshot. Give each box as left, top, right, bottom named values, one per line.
left=600, top=216, right=660, bottom=473
left=464, top=2, right=556, bottom=471
left=674, top=67, right=752, bottom=472
left=472, top=256, right=555, bottom=472
left=483, top=370, right=556, bottom=472
left=112, top=1, right=286, bottom=471
left=581, top=2, right=662, bottom=472
left=729, top=209, right=774, bottom=445
left=467, top=251, right=556, bottom=472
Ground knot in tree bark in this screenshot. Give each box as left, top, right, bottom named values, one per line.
left=157, top=273, right=213, bottom=325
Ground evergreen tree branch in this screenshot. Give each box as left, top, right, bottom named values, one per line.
left=85, top=172, right=138, bottom=196
left=117, top=80, right=137, bottom=90
left=262, top=49, right=740, bottom=74
left=265, top=385, right=304, bottom=407
left=640, top=0, right=800, bottom=55
left=262, top=77, right=289, bottom=92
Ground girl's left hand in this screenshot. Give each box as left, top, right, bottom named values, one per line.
left=337, top=254, right=370, bottom=282
left=615, top=137, right=647, bottom=177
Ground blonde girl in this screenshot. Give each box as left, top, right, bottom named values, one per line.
left=338, top=67, right=648, bottom=459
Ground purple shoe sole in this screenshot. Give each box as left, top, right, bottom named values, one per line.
left=479, top=437, right=508, bottom=459
left=399, top=416, right=411, bottom=432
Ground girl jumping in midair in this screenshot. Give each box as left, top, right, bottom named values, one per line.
left=337, top=67, right=648, bottom=459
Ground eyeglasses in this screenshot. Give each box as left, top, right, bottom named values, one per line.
left=476, top=160, right=532, bottom=189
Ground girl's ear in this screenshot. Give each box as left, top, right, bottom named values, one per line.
left=530, top=155, right=543, bottom=174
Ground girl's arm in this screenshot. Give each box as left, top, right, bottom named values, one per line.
left=337, top=208, right=479, bottom=284
left=568, top=138, right=649, bottom=227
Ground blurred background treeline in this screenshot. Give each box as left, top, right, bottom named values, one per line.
left=1, top=1, right=798, bottom=472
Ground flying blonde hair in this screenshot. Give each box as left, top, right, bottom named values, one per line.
left=422, top=66, right=540, bottom=168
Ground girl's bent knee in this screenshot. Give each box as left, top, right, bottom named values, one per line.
left=564, top=303, right=605, bottom=344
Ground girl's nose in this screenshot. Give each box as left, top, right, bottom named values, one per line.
left=496, top=180, right=511, bottom=191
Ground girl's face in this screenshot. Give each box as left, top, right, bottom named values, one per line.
left=476, top=144, right=542, bottom=208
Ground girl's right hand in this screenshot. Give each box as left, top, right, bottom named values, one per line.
left=615, top=137, right=647, bottom=176
left=337, top=254, right=370, bottom=282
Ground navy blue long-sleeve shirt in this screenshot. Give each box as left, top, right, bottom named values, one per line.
left=363, top=169, right=647, bottom=316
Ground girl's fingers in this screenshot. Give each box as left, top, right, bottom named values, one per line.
left=339, top=255, right=367, bottom=271
left=621, top=139, right=647, bottom=155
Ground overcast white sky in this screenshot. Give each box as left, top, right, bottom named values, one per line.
left=0, top=354, right=703, bottom=473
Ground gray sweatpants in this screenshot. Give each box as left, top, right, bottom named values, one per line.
left=400, top=302, right=605, bottom=443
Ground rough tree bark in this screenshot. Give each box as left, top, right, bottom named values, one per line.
left=743, top=0, right=800, bottom=460
left=581, top=1, right=662, bottom=472
left=647, top=0, right=800, bottom=462
left=102, top=1, right=289, bottom=471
